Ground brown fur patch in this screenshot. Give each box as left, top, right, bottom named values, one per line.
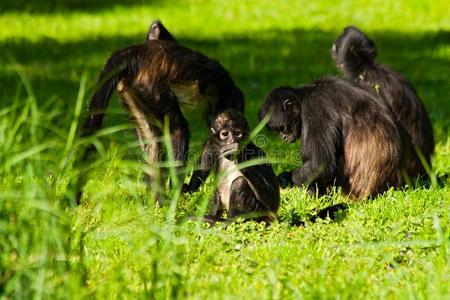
left=170, top=81, right=201, bottom=107
left=344, top=111, right=403, bottom=199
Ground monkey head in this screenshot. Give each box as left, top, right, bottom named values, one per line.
left=259, top=87, right=301, bottom=143
left=146, top=20, right=178, bottom=43
left=211, top=110, right=249, bottom=156
left=331, top=26, right=377, bottom=75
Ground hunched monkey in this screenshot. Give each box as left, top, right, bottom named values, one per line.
left=332, top=26, right=434, bottom=178
left=259, top=77, right=409, bottom=199
left=77, top=21, right=244, bottom=203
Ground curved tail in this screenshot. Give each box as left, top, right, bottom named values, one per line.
left=287, top=203, right=349, bottom=226
left=333, top=26, right=377, bottom=75
left=76, top=46, right=141, bottom=204
left=81, top=46, right=140, bottom=137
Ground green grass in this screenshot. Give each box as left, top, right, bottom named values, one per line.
left=0, top=0, right=449, bottom=299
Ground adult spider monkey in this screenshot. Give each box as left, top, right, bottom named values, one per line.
left=76, top=20, right=244, bottom=203
left=259, top=77, right=408, bottom=200
left=332, top=26, right=434, bottom=179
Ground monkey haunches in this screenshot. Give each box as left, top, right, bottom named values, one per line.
left=331, top=26, right=434, bottom=179
left=76, top=21, right=244, bottom=204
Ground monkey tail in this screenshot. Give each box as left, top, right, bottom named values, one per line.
left=337, top=26, right=377, bottom=73
left=81, top=46, right=140, bottom=137
left=287, top=203, right=349, bottom=226
left=75, top=46, right=141, bottom=204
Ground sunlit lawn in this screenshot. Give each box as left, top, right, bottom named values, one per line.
left=0, top=1, right=449, bottom=298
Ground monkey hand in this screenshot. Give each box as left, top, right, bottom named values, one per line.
left=278, top=171, right=293, bottom=188
left=220, top=143, right=239, bottom=157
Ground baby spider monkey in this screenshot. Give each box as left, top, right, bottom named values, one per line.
left=187, top=110, right=280, bottom=224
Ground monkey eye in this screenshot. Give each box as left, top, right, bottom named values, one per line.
left=220, top=130, right=229, bottom=140
left=233, top=131, right=242, bottom=138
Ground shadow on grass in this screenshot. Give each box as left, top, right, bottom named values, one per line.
left=0, top=0, right=165, bottom=14
left=283, top=203, right=349, bottom=226
left=0, top=28, right=448, bottom=140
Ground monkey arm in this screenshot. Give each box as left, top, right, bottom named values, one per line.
left=183, top=170, right=210, bottom=193
left=290, top=121, right=341, bottom=193
left=183, top=139, right=219, bottom=193
left=278, top=171, right=294, bottom=188
left=291, top=151, right=338, bottom=194
left=236, top=143, right=280, bottom=213
left=290, top=158, right=337, bottom=197
left=291, top=160, right=320, bottom=186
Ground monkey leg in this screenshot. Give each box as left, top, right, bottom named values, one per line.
left=185, top=192, right=226, bottom=225
left=118, top=84, right=162, bottom=161
left=167, top=105, right=190, bottom=165
left=156, top=102, right=189, bottom=190
left=183, top=140, right=218, bottom=193
left=228, top=177, right=273, bottom=222
left=202, top=191, right=226, bottom=224
left=118, top=85, right=165, bottom=202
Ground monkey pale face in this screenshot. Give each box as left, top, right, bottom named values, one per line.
left=277, top=124, right=298, bottom=143
left=147, top=20, right=177, bottom=43
left=331, top=42, right=341, bottom=67
left=267, top=110, right=298, bottom=143
left=259, top=87, right=301, bottom=144
left=219, top=127, right=244, bottom=145
left=211, top=110, right=249, bottom=155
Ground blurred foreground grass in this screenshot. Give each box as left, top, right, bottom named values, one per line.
left=0, top=0, right=449, bottom=299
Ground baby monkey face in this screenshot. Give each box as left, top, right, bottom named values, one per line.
left=218, top=127, right=244, bottom=157
left=219, top=127, right=244, bottom=145
left=211, top=109, right=250, bottom=157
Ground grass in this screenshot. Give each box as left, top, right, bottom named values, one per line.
left=0, top=0, right=449, bottom=299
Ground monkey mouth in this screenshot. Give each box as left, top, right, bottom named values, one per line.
left=221, top=143, right=239, bottom=157
left=287, top=137, right=296, bottom=143
left=282, top=134, right=297, bottom=143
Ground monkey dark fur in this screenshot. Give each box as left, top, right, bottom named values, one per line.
left=332, top=26, right=434, bottom=178
left=259, top=77, right=408, bottom=199
left=188, top=110, right=280, bottom=223
left=77, top=21, right=244, bottom=203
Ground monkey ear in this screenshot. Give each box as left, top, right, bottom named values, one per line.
left=210, top=127, right=217, bottom=134
left=282, top=98, right=293, bottom=110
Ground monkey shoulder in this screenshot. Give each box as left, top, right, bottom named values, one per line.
left=238, top=144, right=278, bottom=185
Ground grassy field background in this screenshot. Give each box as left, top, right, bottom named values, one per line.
left=0, top=0, right=449, bottom=298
